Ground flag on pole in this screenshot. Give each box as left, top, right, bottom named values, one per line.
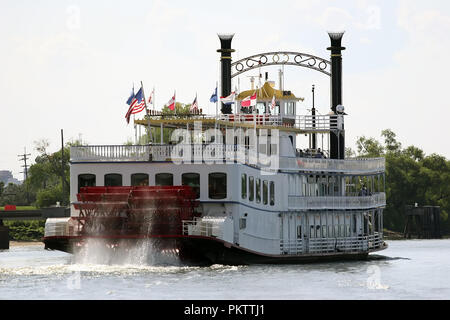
left=271, top=95, right=276, bottom=109
left=220, top=91, right=236, bottom=105
left=190, top=95, right=198, bottom=112
left=166, top=92, right=176, bottom=111
left=209, top=86, right=218, bottom=103
left=130, top=88, right=146, bottom=115
left=125, top=87, right=145, bottom=123
left=148, top=89, right=154, bottom=105
left=126, top=86, right=135, bottom=105
left=241, top=92, right=257, bottom=108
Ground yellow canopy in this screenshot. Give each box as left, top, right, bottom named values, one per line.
left=237, top=82, right=304, bottom=101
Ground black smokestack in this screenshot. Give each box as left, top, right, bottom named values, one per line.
left=327, top=32, right=345, bottom=159
left=217, top=34, right=235, bottom=115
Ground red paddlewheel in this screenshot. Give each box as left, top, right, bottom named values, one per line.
left=72, top=186, right=199, bottom=238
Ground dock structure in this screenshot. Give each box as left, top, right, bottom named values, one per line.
left=0, top=208, right=70, bottom=250
left=404, top=205, right=441, bottom=239
left=0, top=224, right=9, bottom=250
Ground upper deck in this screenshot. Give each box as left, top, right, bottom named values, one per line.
left=70, top=144, right=385, bottom=175
left=134, top=113, right=343, bottom=134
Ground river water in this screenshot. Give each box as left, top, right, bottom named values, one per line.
left=0, top=240, right=449, bottom=300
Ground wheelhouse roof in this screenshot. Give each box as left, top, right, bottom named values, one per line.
left=237, top=81, right=304, bottom=101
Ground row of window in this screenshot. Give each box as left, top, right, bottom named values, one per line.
left=294, top=211, right=382, bottom=239
left=78, top=172, right=227, bottom=200
left=241, top=174, right=275, bottom=206
left=289, top=174, right=386, bottom=198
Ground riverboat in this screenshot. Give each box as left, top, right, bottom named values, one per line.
left=43, top=32, right=388, bottom=265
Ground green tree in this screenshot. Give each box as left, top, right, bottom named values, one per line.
left=26, top=139, right=78, bottom=208
left=0, top=183, right=31, bottom=206
left=356, top=136, right=384, bottom=157
left=345, top=147, right=356, bottom=158
left=381, top=129, right=402, bottom=154
left=354, top=130, right=450, bottom=234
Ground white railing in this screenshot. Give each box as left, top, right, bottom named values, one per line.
left=182, top=218, right=224, bottom=238
left=71, top=144, right=385, bottom=174
left=288, top=193, right=386, bottom=210
left=70, top=145, right=152, bottom=162
left=284, top=233, right=384, bottom=255
left=218, top=114, right=340, bottom=131
left=280, top=157, right=385, bottom=173
left=280, top=239, right=304, bottom=255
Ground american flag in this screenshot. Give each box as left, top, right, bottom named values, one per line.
left=190, top=95, right=198, bottom=112
left=125, top=87, right=146, bottom=123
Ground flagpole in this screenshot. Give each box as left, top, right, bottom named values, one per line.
left=133, top=83, right=137, bottom=143
left=215, top=81, right=218, bottom=117
left=134, top=114, right=137, bottom=144
left=141, top=81, right=152, bottom=144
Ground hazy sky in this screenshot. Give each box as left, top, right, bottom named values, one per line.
left=1, top=0, right=450, bottom=180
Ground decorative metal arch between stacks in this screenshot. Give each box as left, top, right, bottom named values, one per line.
left=231, top=52, right=331, bottom=78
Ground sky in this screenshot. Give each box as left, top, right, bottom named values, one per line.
left=1, top=0, right=450, bottom=180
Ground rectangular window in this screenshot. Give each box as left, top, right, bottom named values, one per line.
left=297, top=225, right=302, bottom=239
left=208, top=173, right=227, bottom=199
left=245, top=136, right=250, bottom=150
left=131, top=173, right=149, bottom=186
left=241, top=174, right=247, bottom=199
left=269, top=181, right=275, bottom=206
left=263, top=180, right=268, bottom=205
left=239, top=218, right=247, bottom=230
left=78, top=174, right=96, bottom=193
left=249, top=176, right=254, bottom=202
left=155, top=173, right=173, bottom=186
left=182, top=173, right=200, bottom=199
left=285, top=102, right=295, bottom=115
left=105, top=174, right=122, bottom=187
left=256, top=178, right=261, bottom=203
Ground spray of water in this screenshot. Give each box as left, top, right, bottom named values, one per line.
left=72, top=238, right=182, bottom=266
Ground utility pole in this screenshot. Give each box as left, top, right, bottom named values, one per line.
left=18, top=147, right=31, bottom=204
left=18, top=148, right=31, bottom=181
